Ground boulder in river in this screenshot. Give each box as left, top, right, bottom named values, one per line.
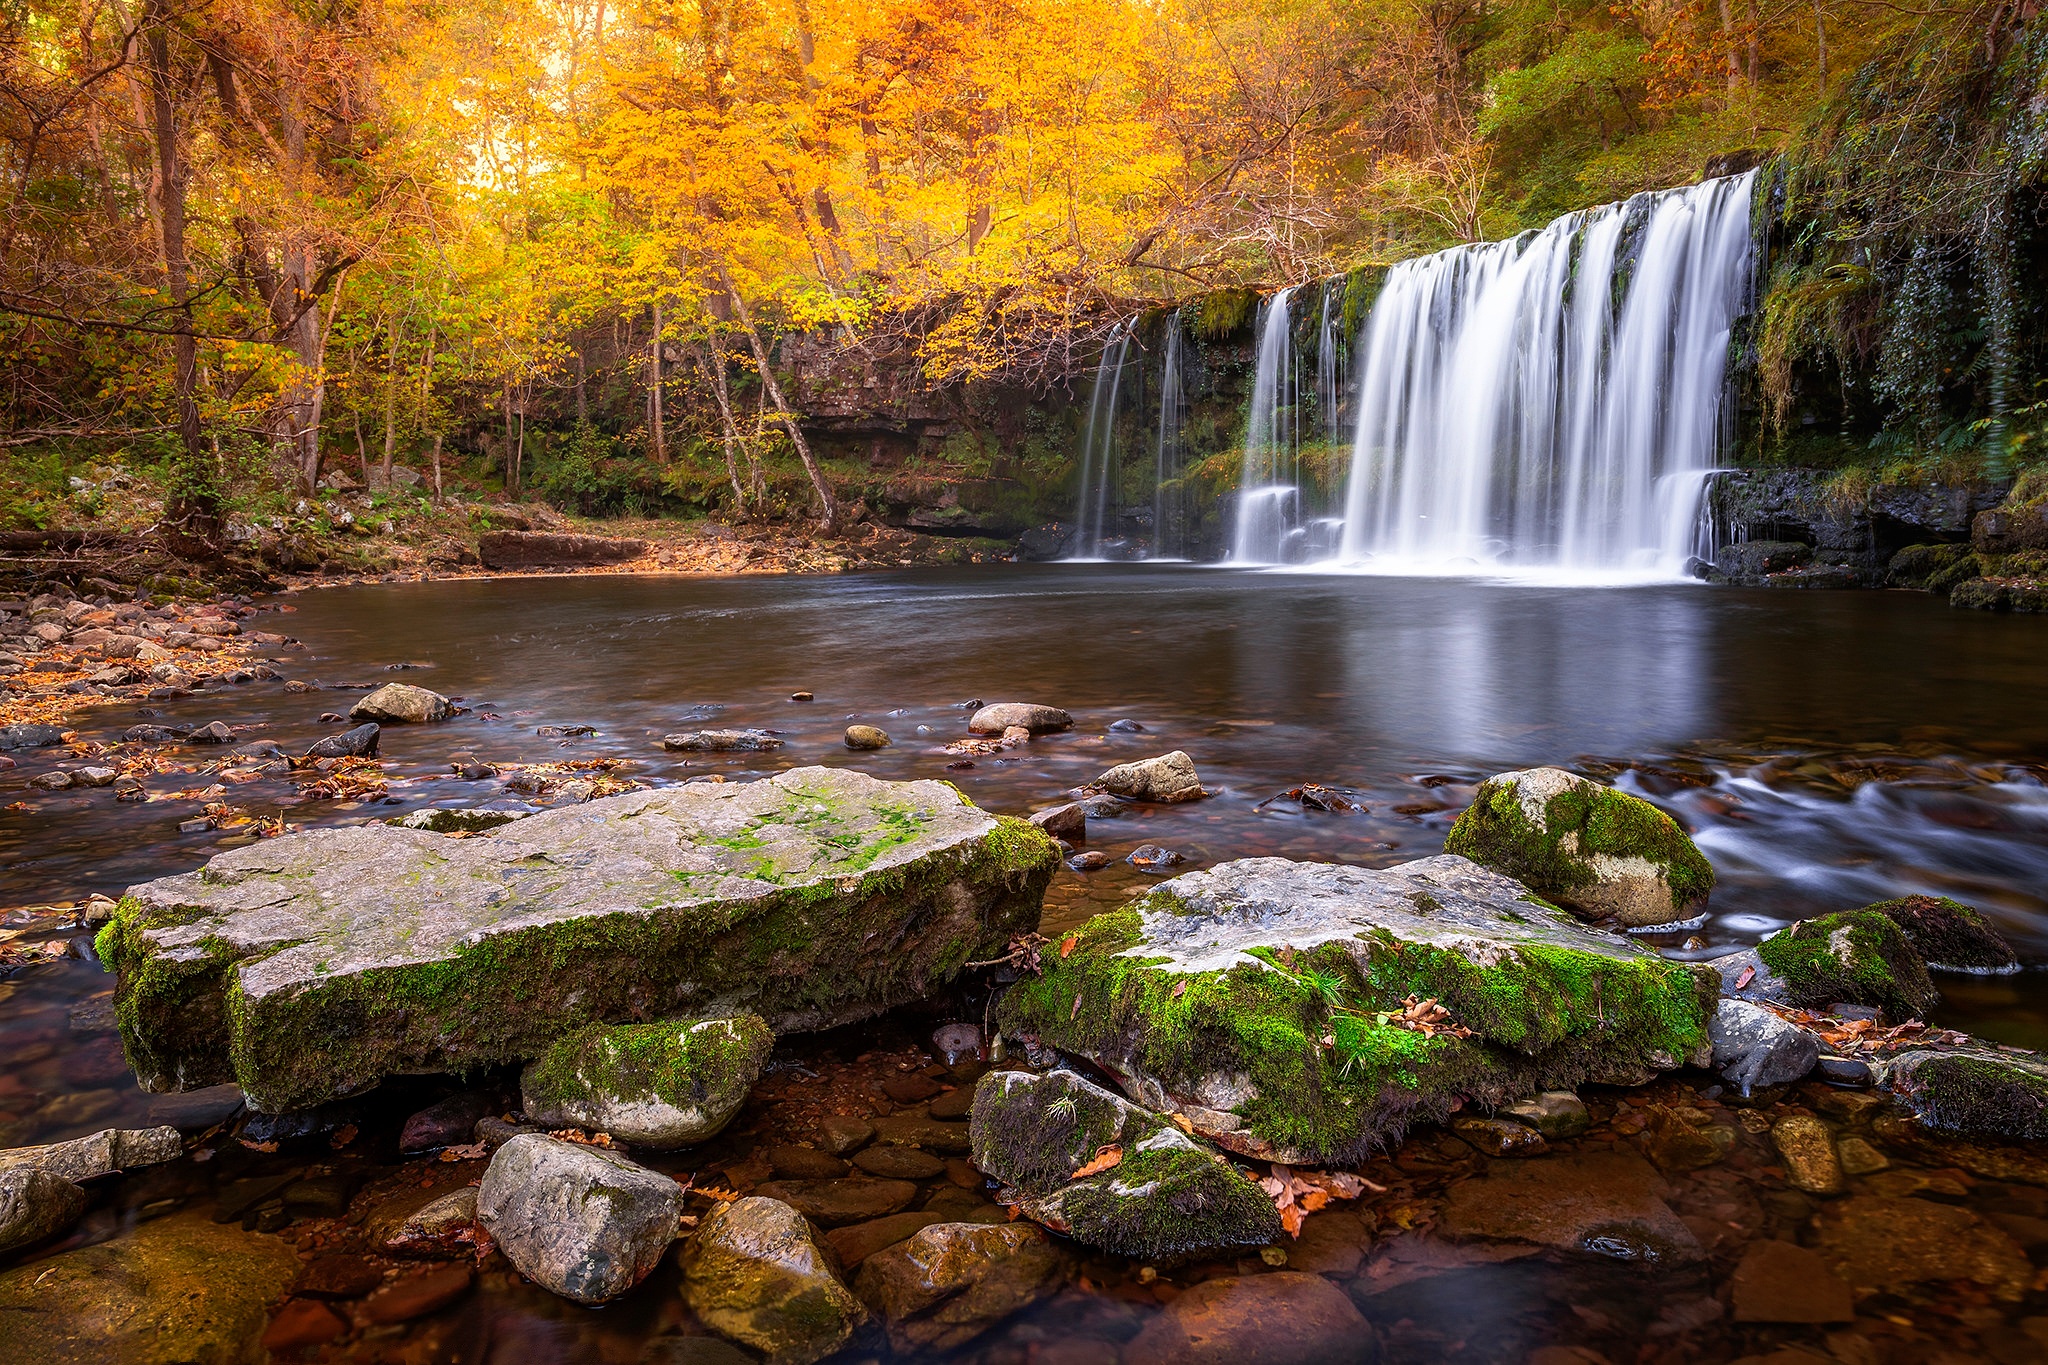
left=1123, top=1270, right=1373, bottom=1365
left=663, top=729, right=784, bottom=752
left=521, top=1015, right=773, bottom=1147
left=101, top=767, right=1058, bottom=1110
left=1709, top=998, right=1819, bottom=1096
left=1027, top=802, right=1085, bottom=841
left=1863, top=894, right=2018, bottom=973
left=0, top=1166, right=87, bottom=1254
left=477, top=1134, right=682, bottom=1303
left=1089, top=750, right=1204, bottom=803
left=843, top=725, right=891, bottom=751
left=680, top=1195, right=867, bottom=1365
left=1443, top=766, right=1715, bottom=927
left=967, top=703, right=1071, bottom=736
left=996, top=855, right=1716, bottom=1164
left=307, top=722, right=380, bottom=759
left=853, top=1221, right=1071, bottom=1352
left=1887, top=1048, right=2048, bottom=1141
left=1712, top=908, right=1940, bottom=1022
left=350, top=682, right=454, bottom=724
left=968, top=1068, right=1280, bottom=1260
left=0, top=723, right=67, bottom=750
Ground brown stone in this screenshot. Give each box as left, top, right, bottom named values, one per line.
left=1451, top=1116, right=1547, bottom=1158
left=764, top=1146, right=851, bottom=1180
left=1124, top=1271, right=1375, bottom=1365
left=294, top=1252, right=385, bottom=1299
left=1771, top=1116, right=1844, bottom=1195
left=882, top=1074, right=943, bottom=1105
left=262, top=1299, right=349, bottom=1351
left=854, top=1222, right=1071, bottom=1352
left=853, top=1147, right=946, bottom=1180
left=1288, top=1210, right=1368, bottom=1277
left=927, top=1087, right=975, bottom=1121
left=1811, top=1195, right=2032, bottom=1300
left=362, top=1264, right=475, bottom=1324
left=752, top=1179, right=918, bottom=1225
left=817, top=1116, right=875, bottom=1155
left=1439, top=1151, right=1703, bottom=1266
left=826, top=1212, right=949, bottom=1269
left=873, top=1115, right=971, bottom=1153
left=1729, top=1239, right=1854, bottom=1323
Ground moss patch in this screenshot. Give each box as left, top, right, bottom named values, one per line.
left=1863, top=895, right=2018, bottom=972
left=524, top=1015, right=772, bottom=1114
left=1755, top=909, right=1939, bottom=1020
left=1895, top=1052, right=2048, bottom=1142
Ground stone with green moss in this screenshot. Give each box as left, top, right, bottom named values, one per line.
left=1864, top=895, right=2018, bottom=972
left=1734, top=909, right=1940, bottom=1021
left=522, top=1015, right=773, bottom=1147
left=102, top=767, right=1059, bottom=1112
left=996, top=855, right=1717, bottom=1167
left=968, top=1068, right=1280, bottom=1260
left=1443, top=767, right=1715, bottom=927
left=1888, top=1049, right=2048, bottom=1142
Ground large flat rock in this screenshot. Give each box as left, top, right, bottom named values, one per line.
left=103, top=767, right=1058, bottom=1111
left=998, top=855, right=1716, bottom=1164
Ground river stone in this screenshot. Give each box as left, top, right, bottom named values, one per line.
left=521, top=1015, right=772, bottom=1147
left=967, top=703, right=1071, bottom=735
left=0, top=1125, right=182, bottom=1182
left=663, top=729, right=783, bottom=752
left=350, top=682, right=453, bottom=724
left=1710, top=998, right=1820, bottom=1096
left=1123, top=1271, right=1375, bottom=1365
left=843, top=725, right=891, bottom=751
left=680, top=1196, right=866, bottom=1365
left=0, top=1209, right=300, bottom=1364
left=306, top=722, right=380, bottom=759
left=996, top=854, right=1716, bottom=1164
left=1028, top=802, right=1085, bottom=840
left=1887, top=1048, right=2048, bottom=1141
left=400, top=1090, right=501, bottom=1152
left=1440, top=1149, right=1704, bottom=1265
left=101, top=767, right=1057, bottom=1110
left=751, top=1178, right=918, bottom=1224
left=477, top=1134, right=682, bottom=1303
left=1736, top=909, right=1941, bottom=1021
left=1443, top=767, right=1714, bottom=926
left=370, top=1184, right=480, bottom=1256
left=826, top=1211, right=948, bottom=1268
left=1863, top=895, right=2018, bottom=972
left=1729, top=1239, right=1855, bottom=1323
left=853, top=1222, right=1071, bottom=1352
left=0, top=1167, right=87, bottom=1254
left=1089, top=750, right=1204, bottom=803
left=1771, top=1114, right=1844, bottom=1194
left=0, top=723, right=68, bottom=750
left=969, top=1068, right=1280, bottom=1260
left=1811, top=1194, right=2032, bottom=1299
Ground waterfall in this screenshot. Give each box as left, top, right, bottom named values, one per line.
left=1317, top=284, right=1342, bottom=443
left=1153, top=316, right=1188, bottom=560
left=1068, top=323, right=1134, bottom=559
left=1335, top=170, right=1756, bottom=579
left=1231, top=287, right=1300, bottom=564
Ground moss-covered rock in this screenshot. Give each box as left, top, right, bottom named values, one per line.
left=968, top=1068, right=1280, bottom=1260
left=1751, top=909, right=1940, bottom=1021
left=995, top=855, right=1717, bottom=1166
left=521, top=1015, right=772, bottom=1147
left=1888, top=1050, right=2048, bottom=1142
left=1863, top=895, right=2018, bottom=973
left=102, top=767, right=1059, bottom=1111
left=681, top=1196, right=866, bottom=1365
left=1443, top=768, right=1715, bottom=927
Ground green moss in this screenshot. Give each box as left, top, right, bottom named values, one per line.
left=1058, top=1142, right=1279, bottom=1260
left=1862, top=895, right=2016, bottom=971
left=1444, top=772, right=1715, bottom=918
left=524, top=1014, right=772, bottom=1111
left=1900, top=1053, right=2048, bottom=1141
left=1190, top=288, right=1260, bottom=340
left=1341, top=264, right=1389, bottom=338
left=1754, top=909, right=1939, bottom=1021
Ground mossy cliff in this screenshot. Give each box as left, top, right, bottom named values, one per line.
left=99, top=767, right=1059, bottom=1112
left=1444, top=767, right=1715, bottom=927
left=996, top=854, right=1716, bottom=1167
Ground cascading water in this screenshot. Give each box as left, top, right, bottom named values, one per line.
left=1316, top=284, right=1343, bottom=443
left=1231, top=287, right=1300, bottom=564
left=1335, top=169, right=1756, bottom=578
left=1152, top=315, right=1188, bottom=560
left=1068, top=323, right=1133, bottom=559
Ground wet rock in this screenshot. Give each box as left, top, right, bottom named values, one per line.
left=1127, top=844, right=1187, bottom=871
left=1770, top=1115, right=1844, bottom=1195
left=967, top=703, right=1071, bottom=736
left=1816, top=1054, right=1873, bottom=1087
left=882, top=1072, right=943, bottom=1104
left=932, top=1022, right=985, bottom=1069
left=521, top=1015, right=772, bottom=1148
left=401, top=1090, right=501, bottom=1152
left=263, top=1298, right=349, bottom=1350
left=146, top=1083, right=245, bottom=1131
left=394, top=804, right=530, bottom=833
left=105, top=768, right=1058, bottom=1110
left=1289, top=1209, right=1368, bottom=1276
left=350, top=682, right=454, bottom=724
left=818, top=1116, right=875, bottom=1155
left=680, top=1196, right=866, bottom=1365
left=1724, top=909, right=1941, bottom=1021
left=0, top=1209, right=300, bottom=1363
left=27, top=770, right=72, bottom=790
left=968, top=1068, right=1280, bottom=1260
left=1710, top=998, right=1820, bottom=1096
left=1887, top=1048, right=2048, bottom=1141
left=368, top=1184, right=480, bottom=1256
left=662, top=729, right=784, bottom=752
left=186, top=720, right=237, bottom=744
left=123, top=722, right=188, bottom=742
left=1836, top=1135, right=1889, bottom=1175
left=874, top=1114, right=971, bottom=1152
left=1499, top=1091, right=1590, bottom=1140
left=1812, top=1194, right=2032, bottom=1300
left=477, top=1134, right=683, bottom=1303
left=69, top=766, right=117, bottom=787
left=284, top=1171, right=359, bottom=1217
left=0, top=723, right=68, bottom=750
left=751, top=1178, right=918, bottom=1225
left=751, top=1148, right=842, bottom=1183
left=928, top=1087, right=975, bottom=1120
left=1439, top=1150, right=1704, bottom=1265
left=0, top=1166, right=87, bottom=1254
left=1443, top=767, right=1715, bottom=927
left=295, top=1252, right=385, bottom=1298
left=854, top=1147, right=946, bottom=1179
left=1863, top=894, right=2018, bottom=972
left=1029, top=802, right=1086, bottom=841
left=854, top=1221, right=1071, bottom=1352
left=363, top=1264, right=474, bottom=1323
left=844, top=725, right=891, bottom=750
left=1728, top=1239, right=1854, bottom=1323
left=1107, top=718, right=1146, bottom=733
left=998, top=855, right=1716, bottom=1163
left=1123, top=1271, right=1375, bottom=1365
left=0, top=1125, right=181, bottom=1182
left=306, top=722, right=380, bottom=759
left=1066, top=850, right=1110, bottom=871
left=475, top=1114, right=548, bottom=1149
left=1451, top=1116, right=1547, bottom=1156
left=826, top=1211, right=948, bottom=1268
left=1637, top=1110, right=1735, bottom=1172
left=1713, top=539, right=1811, bottom=582
left=1090, top=750, right=1204, bottom=803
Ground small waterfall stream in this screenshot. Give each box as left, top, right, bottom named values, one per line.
left=1231, top=287, right=1300, bottom=564
left=1336, top=170, right=1756, bottom=577
left=1153, top=316, right=1188, bottom=560
left=1069, top=323, right=1134, bottom=559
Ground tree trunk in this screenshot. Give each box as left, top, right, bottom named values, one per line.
left=649, top=301, right=666, bottom=464
left=503, top=379, right=516, bottom=493
left=1719, top=0, right=1740, bottom=92
left=381, top=312, right=404, bottom=481
left=721, top=274, right=835, bottom=529
left=694, top=341, right=748, bottom=509
left=430, top=433, right=443, bottom=504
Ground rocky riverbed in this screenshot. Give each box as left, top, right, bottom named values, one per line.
left=5, top=567, right=2048, bottom=1364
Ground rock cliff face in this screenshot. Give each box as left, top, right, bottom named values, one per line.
left=1704, top=468, right=2008, bottom=585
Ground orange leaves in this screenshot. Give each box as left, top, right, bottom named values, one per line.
left=1070, top=1144, right=1122, bottom=1179
left=1060, top=935, right=1078, bottom=958
left=1373, top=995, right=1472, bottom=1041
left=1257, top=1163, right=1384, bottom=1238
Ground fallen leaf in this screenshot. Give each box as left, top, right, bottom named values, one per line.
left=1072, top=993, right=1083, bottom=1020
left=439, top=1141, right=489, bottom=1162
left=237, top=1138, right=279, bottom=1153
left=1169, top=1112, right=1195, bottom=1135
left=1070, top=1145, right=1122, bottom=1179
left=1735, top=964, right=1756, bottom=990
left=1171, top=981, right=1187, bottom=1000
left=1060, top=935, right=1078, bottom=959
left=329, top=1123, right=358, bottom=1150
